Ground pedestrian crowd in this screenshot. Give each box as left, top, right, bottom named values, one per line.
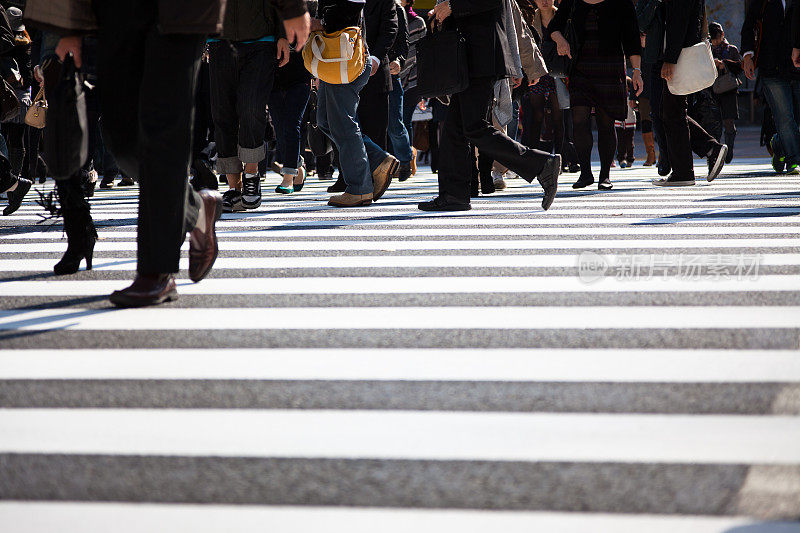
left=1, top=0, right=798, bottom=306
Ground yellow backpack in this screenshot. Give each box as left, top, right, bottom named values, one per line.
left=302, top=27, right=365, bottom=84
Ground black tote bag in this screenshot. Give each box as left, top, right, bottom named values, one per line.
left=541, top=0, right=578, bottom=78
left=415, top=25, right=469, bottom=99
left=43, top=56, right=88, bottom=179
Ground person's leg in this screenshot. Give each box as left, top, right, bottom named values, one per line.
left=402, top=85, right=420, bottom=143
left=435, top=91, right=472, bottom=206
left=571, top=105, right=595, bottom=186
left=319, top=68, right=373, bottom=196
left=236, top=41, right=276, bottom=208
left=660, top=86, right=694, bottom=181
left=134, top=29, right=206, bottom=274
left=358, top=88, right=390, bottom=150
left=649, top=63, right=670, bottom=175
left=760, top=77, right=800, bottom=167
left=207, top=42, right=243, bottom=190
left=526, top=92, right=546, bottom=150
left=387, top=75, right=414, bottom=165
left=549, top=90, right=564, bottom=158
left=276, top=82, right=311, bottom=189
left=595, top=108, right=616, bottom=188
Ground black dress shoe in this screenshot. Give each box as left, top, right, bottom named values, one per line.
left=535, top=155, right=560, bottom=210
left=707, top=144, right=728, bottom=182
left=572, top=174, right=594, bottom=189
left=109, top=274, right=178, bottom=308
left=3, top=178, right=31, bottom=216
left=418, top=197, right=471, bottom=212
left=189, top=189, right=223, bottom=283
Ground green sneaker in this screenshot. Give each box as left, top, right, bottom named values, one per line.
left=771, top=135, right=786, bottom=173
left=787, top=164, right=800, bottom=175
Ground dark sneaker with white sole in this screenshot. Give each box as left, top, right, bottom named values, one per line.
left=706, top=144, right=728, bottom=182
left=652, top=176, right=695, bottom=187
left=241, top=173, right=262, bottom=209
left=222, top=189, right=245, bottom=212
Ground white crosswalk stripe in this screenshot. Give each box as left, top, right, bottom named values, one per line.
left=1, top=161, right=799, bottom=532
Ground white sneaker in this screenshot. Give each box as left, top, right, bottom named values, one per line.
left=491, top=170, right=507, bottom=190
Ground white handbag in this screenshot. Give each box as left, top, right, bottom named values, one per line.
left=667, top=40, right=718, bottom=96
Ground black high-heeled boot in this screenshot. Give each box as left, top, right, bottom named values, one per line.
left=54, top=176, right=97, bottom=275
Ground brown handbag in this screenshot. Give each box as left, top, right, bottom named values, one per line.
left=25, top=86, right=47, bottom=128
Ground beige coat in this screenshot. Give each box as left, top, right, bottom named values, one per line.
left=24, top=0, right=226, bottom=35
left=511, top=0, right=547, bottom=82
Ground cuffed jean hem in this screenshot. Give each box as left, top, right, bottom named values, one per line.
left=281, top=167, right=298, bottom=176
left=216, top=156, right=244, bottom=175
left=238, top=143, right=266, bottom=165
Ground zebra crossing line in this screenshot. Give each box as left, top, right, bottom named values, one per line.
left=1, top=160, right=800, bottom=532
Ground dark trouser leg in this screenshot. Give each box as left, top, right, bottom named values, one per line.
left=96, top=0, right=203, bottom=274
left=430, top=120, right=440, bottom=173
left=527, top=92, right=546, bottom=150
left=595, top=109, right=616, bottom=180
left=688, top=116, right=719, bottom=158
left=439, top=77, right=550, bottom=205
left=661, top=86, right=694, bottom=179
left=402, top=85, right=420, bottom=145
left=358, top=89, right=390, bottom=150
left=572, top=106, right=594, bottom=179
left=235, top=42, right=276, bottom=168
left=649, top=63, right=669, bottom=168
left=208, top=42, right=242, bottom=178
left=270, top=82, right=310, bottom=174
left=549, top=90, right=564, bottom=157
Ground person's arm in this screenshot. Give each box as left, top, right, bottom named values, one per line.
left=270, top=0, right=310, bottom=47
left=371, top=0, right=398, bottom=61
left=663, top=0, right=692, bottom=64
left=723, top=44, right=743, bottom=75
left=621, top=0, right=643, bottom=59
left=635, top=0, right=661, bottom=34
left=549, top=0, right=573, bottom=34
left=511, top=0, right=546, bottom=82
left=389, top=3, right=409, bottom=68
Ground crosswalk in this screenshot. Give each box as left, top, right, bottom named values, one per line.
left=1, top=160, right=800, bottom=532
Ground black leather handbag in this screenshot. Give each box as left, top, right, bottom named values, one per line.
left=416, top=24, right=469, bottom=99
left=43, top=56, right=88, bottom=179
left=305, top=87, right=332, bottom=157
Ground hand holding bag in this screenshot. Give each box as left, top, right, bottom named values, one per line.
left=25, top=86, right=46, bottom=128
left=666, top=39, right=717, bottom=96
left=415, top=22, right=469, bottom=99
left=541, top=0, right=578, bottom=78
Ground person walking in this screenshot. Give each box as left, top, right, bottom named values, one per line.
left=311, top=0, right=399, bottom=208
left=418, top=0, right=560, bottom=212
left=743, top=0, right=800, bottom=174
left=209, top=0, right=291, bottom=212
left=270, top=46, right=312, bottom=193
left=387, top=0, right=415, bottom=181
left=26, top=0, right=308, bottom=306
left=654, top=0, right=727, bottom=187
left=710, top=22, right=741, bottom=164
left=550, top=0, right=644, bottom=191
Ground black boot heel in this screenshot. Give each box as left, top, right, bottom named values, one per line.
left=53, top=175, right=97, bottom=275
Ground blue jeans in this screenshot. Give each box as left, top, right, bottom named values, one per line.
left=761, top=77, right=800, bottom=165
left=270, top=81, right=311, bottom=174
left=318, top=67, right=386, bottom=195
left=388, top=75, right=413, bottom=163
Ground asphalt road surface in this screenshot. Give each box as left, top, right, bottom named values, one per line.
left=1, top=157, right=799, bottom=532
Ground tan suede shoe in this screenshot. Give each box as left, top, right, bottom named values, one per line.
left=328, top=192, right=374, bottom=207
left=372, top=155, right=399, bottom=201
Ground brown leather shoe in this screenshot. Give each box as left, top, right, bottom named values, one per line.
left=189, top=189, right=223, bottom=283
left=109, top=274, right=178, bottom=308
left=372, top=155, right=398, bottom=201
left=328, top=192, right=373, bottom=207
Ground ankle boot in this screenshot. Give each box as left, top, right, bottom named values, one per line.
left=724, top=131, right=736, bottom=164
left=643, top=132, right=657, bottom=166
left=54, top=176, right=97, bottom=275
